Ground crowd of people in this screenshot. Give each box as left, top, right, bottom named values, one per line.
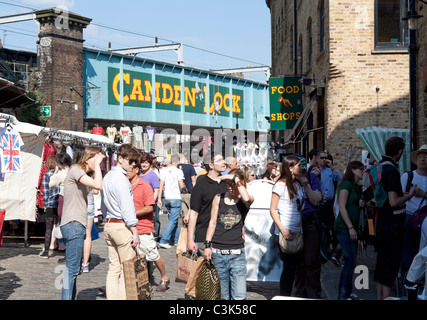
left=38, top=138, right=427, bottom=300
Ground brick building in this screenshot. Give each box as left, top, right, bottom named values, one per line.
left=266, top=0, right=425, bottom=170
left=416, top=2, right=427, bottom=147
left=35, top=8, right=91, bottom=132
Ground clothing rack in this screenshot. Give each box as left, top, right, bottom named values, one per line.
left=47, top=128, right=116, bottom=149
left=0, top=113, right=18, bottom=126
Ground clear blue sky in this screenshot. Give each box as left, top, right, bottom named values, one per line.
left=0, top=0, right=271, bottom=82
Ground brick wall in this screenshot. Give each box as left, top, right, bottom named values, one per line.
left=36, top=9, right=90, bottom=131
left=268, top=0, right=412, bottom=170
left=417, top=4, right=427, bottom=147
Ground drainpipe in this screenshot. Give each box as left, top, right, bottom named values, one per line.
left=293, top=0, right=298, bottom=76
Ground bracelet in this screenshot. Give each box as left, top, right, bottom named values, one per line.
left=348, top=227, right=354, bottom=230
left=204, top=240, right=212, bottom=249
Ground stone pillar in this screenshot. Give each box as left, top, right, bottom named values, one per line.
left=35, top=8, right=91, bottom=131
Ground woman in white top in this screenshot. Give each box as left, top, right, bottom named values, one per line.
left=270, top=155, right=305, bottom=296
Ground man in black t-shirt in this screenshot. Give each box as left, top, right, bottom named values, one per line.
left=185, top=151, right=227, bottom=254
left=374, top=136, right=418, bottom=300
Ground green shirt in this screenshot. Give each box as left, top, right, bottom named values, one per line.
left=334, top=180, right=361, bottom=231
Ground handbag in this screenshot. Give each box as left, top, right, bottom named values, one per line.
left=176, top=251, right=198, bottom=283
left=122, top=251, right=152, bottom=300
left=195, top=259, right=221, bottom=300
left=185, top=255, right=204, bottom=297
left=408, top=199, right=427, bottom=234
left=176, top=224, right=188, bottom=255
left=279, top=229, right=303, bottom=254
left=278, top=197, right=304, bottom=254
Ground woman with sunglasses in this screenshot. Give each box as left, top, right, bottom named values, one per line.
left=334, top=161, right=365, bottom=300
left=60, top=147, right=105, bottom=300
left=204, top=169, right=254, bottom=300
left=270, top=155, right=305, bottom=296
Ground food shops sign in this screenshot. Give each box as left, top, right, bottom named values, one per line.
left=269, top=77, right=302, bottom=130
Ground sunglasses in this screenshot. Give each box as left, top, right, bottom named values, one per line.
left=296, top=198, right=302, bottom=212
left=320, top=157, right=328, bottom=160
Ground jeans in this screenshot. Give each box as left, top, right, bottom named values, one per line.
left=294, top=221, right=322, bottom=299
left=335, top=229, right=358, bottom=300
left=279, top=248, right=302, bottom=296
left=61, top=221, right=86, bottom=300
left=159, top=199, right=182, bottom=245
left=211, top=248, right=247, bottom=300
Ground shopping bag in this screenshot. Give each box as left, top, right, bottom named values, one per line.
left=122, top=252, right=152, bottom=300
left=176, top=224, right=188, bottom=255
left=91, top=223, right=99, bottom=241
left=184, top=255, right=205, bottom=297
left=0, top=209, right=5, bottom=248
left=195, top=259, right=221, bottom=300
left=176, top=251, right=199, bottom=283
left=54, top=223, right=62, bottom=239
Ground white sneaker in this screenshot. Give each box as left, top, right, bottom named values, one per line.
left=159, top=243, right=172, bottom=249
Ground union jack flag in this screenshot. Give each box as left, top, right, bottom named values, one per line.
left=1, top=130, right=23, bottom=173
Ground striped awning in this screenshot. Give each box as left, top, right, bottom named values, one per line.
left=355, top=127, right=411, bottom=174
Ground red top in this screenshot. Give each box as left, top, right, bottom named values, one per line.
left=92, top=127, right=104, bottom=135
left=132, top=177, right=155, bottom=234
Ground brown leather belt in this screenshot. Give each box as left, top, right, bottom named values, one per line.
left=106, top=218, right=124, bottom=223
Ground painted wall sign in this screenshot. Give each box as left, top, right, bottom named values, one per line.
left=108, top=67, right=244, bottom=118
left=84, top=48, right=269, bottom=131
left=269, top=77, right=302, bottom=130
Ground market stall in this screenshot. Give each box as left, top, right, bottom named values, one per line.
left=0, top=113, right=116, bottom=245
left=355, top=126, right=411, bottom=175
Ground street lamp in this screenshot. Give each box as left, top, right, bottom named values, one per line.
left=402, top=0, right=423, bottom=152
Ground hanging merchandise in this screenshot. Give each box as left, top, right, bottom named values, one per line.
left=132, top=125, right=143, bottom=149
left=0, top=124, right=24, bottom=173
left=37, top=139, right=58, bottom=209
left=145, top=127, right=156, bottom=142
left=92, top=126, right=104, bottom=135
left=120, top=125, right=131, bottom=144
left=106, top=125, right=117, bottom=141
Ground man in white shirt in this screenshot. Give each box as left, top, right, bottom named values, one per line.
left=400, top=145, right=427, bottom=282
left=101, top=144, right=140, bottom=300
left=157, top=153, right=187, bottom=248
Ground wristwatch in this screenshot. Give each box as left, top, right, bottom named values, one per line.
left=204, top=240, right=212, bottom=249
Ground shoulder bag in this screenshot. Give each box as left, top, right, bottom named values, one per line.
left=278, top=198, right=303, bottom=254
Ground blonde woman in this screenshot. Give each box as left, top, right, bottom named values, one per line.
left=60, top=147, right=104, bottom=300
